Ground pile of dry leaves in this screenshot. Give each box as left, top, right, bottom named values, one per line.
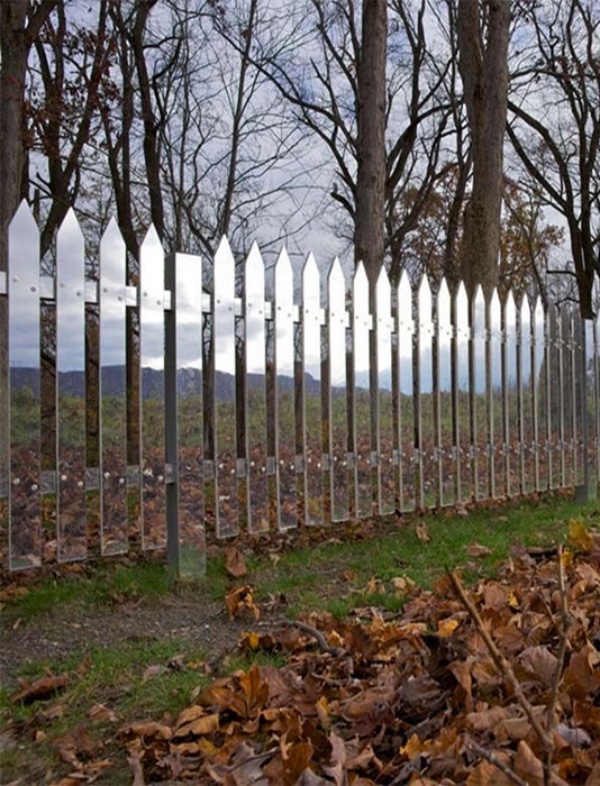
left=116, top=522, right=600, bottom=786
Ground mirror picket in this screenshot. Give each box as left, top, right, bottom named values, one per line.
left=375, top=268, right=395, bottom=514
left=472, top=287, right=488, bottom=500
left=352, top=263, right=372, bottom=518
left=396, top=273, right=415, bottom=511
left=455, top=284, right=471, bottom=502
left=489, top=291, right=504, bottom=497
left=519, top=297, right=534, bottom=494
left=504, top=293, right=519, bottom=496
left=436, top=279, right=454, bottom=506
left=417, top=277, right=435, bottom=508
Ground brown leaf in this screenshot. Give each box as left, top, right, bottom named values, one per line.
left=569, top=519, right=594, bottom=552
left=89, top=703, right=120, bottom=724
left=466, top=542, right=493, bottom=557
left=225, top=545, right=248, bottom=578
left=11, top=673, right=69, bottom=704
left=416, top=522, right=431, bottom=542
left=226, top=585, right=260, bottom=621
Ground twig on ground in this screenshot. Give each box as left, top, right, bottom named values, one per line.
left=448, top=570, right=553, bottom=755
left=273, top=619, right=345, bottom=657
left=466, top=740, right=528, bottom=786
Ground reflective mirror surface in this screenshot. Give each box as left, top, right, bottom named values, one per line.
left=140, top=226, right=166, bottom=549
left=9, top=203, right=41, bottom=569
left=327, top=258, right=349, bottom=521
left=489, top=290, right=503, bottom=497
left=437, top=279, right=454, bottom=506
left=274, top=249, right=296, bottom=529
left=352, top=263, right=372, bottom=517
left=562, top=307, right=575, bottom=486
left=375, top=267, right=394, bottom=514
left=417, top=276, right=434, bottom=508
left=301, top=253, right=323, bottom=526
left=56, top=210, right=87, bottom=562
left=534, top=297, right=548, bottom=490
left=175, top=253, right=205, bottom=576
left=213, top=237, right=238, bottom=538
left=519, top=297, right=533, bottom=494
left=396, top=272, right=415, bottom=511
left=455, top=283, right=471, bottom=502
left=244, top=244, right=268, bottom=533
left=99, top=219, right=128, bottom=554
left=472, top=287, right=488, bottom=500
left=504, top=292, right=518, bottom=496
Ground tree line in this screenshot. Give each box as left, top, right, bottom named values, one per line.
left=1, top=0, right=598, bottom=316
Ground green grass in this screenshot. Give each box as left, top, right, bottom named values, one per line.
left=1, top=492, right=599, bottom=784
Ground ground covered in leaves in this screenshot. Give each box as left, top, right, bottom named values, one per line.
left=2, top=517, right=600, bottom=785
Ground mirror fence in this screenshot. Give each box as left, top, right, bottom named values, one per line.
left=1, top=203, right=598, bottom=573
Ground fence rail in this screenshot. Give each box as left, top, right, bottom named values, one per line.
left=0, top=202, right=598, bottom=574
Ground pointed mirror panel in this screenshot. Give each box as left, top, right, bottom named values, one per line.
left=417, top=277, right=435, bottom=509
left=243, top=244, right=268, bottom=533
left=472, top=287, right=488, bottom=500
left=99, top=219, right=128, bottom=555
left=561, top=307, right=575, bottom=487
left=140, top=226, right=166, bottom=549
left=352, top=263, right=372, bottom=518
left=548, top=305, right=563, bottom=488
left=504, top=292, right=519, bottom=496
left=396, top=272, right=415, bottom=511
left=455, top=283, right=471, bottom=502
left=519, top=297, right=534, bottom=494
left=213, top=237, right=238, bottom=538
left=301, top=253, right=323, bottom=526
left=274, top=249, right=296, bottom=529
left=174, top=253, right=205, bottom=576
left=327, top=258, right=349, bottom=522
left=489, top=290, right=504, bottom=497
left=571, top=312, right=584, bottom=489
left=436, top=279, right=454, bottom=507
left=375, top=267, right=394, bottom=514
left=9, top=203, right=42, bottom=569
left=594, top=314, right=600, bottom=489
left=533, top=298, right=548, bottom=491
left=56, top=210, right=87, bottom=562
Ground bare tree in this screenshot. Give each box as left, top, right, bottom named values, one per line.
left=507, top=0, right=600, bottom=318
left=456, top=0, right=510, bottom=298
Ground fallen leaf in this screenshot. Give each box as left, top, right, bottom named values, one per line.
left=416, top=522, right=431, bottom=543
left=11, top=673, right=69, bottom=704
left=466, top=542, right=493, bottom=557
left=569, top=519, right=594, bottom=552
left=226, top=585, right=260, bottom=621
left=225, top=545, right=248, bottom=578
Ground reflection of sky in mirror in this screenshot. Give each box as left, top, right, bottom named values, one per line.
left=141, top=227, right=165, bottom=371
left=302, top=253, right=321, bottom=380
left=214, top=237, right=236, bottom=377
left=245, top=244, right=266, bottom=376
left=57, top=210, right=85, bottom=372
left=376, top=268, right=392, bottom=386
left=505, top=295, right=518, bottom=389
left=100, top=220, right=126, bottom=368
left=418, top=278, right=433, bottom=392
left=176, top=253, right=203, bottom=370
left=437, top=280, right=452, bottom=393
left=397, top=273, right=413, bottom=395
left=9, top=204, right=40, bottom=369
left=473, top=290, right=486, bottom=394
left=328, top=258, right=347, bottom=387
left=353, top=264, right=369, bottom=378
left=520, top=300, right=532, bottom=387
left=489, top=292, right=502, bottom=391
left=275, top=248, right=295, bottom=379
left=456, top=285, right=469, bottom=391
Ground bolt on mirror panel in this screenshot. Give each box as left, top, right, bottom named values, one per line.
left=375, top=268, right=395, bottom=515
left=436, top=279, right=454, bottom=507
left=9, top=203, right=42, bottom=569
left=301, top=254, right=324, bottom=526
left=417, top=277, right=435, bottom=509
left=212, top=237, right=238, bottom=539
left=455, top=284, right=471, bottom=502
left=504, top=293, right=519, bottom=496
left=534, top=298, right=549, bottom=491
left=99, top=219, right=128, bottom=555
left=352, top=263, right=372, bottom=518
left=244, top=244, right=269, bottom=534
left=274, top=249, right=297, bottom=530
left=174, top=253, right=205, bottom=577
left=396, top=272, right=416, bottom=512
left=140, top=227, right=166, bottom=550
left=489, top=290, right=504, bottom=498
left=519, top=297, right=534, bottom=495
left=472, top=287, right=488, bottom=500
left=56, top=211, right=87, bottom=562
left=327, top=258, right=349, bottom=522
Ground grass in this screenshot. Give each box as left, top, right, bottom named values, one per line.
left=1, top=491, right=599, bottom=783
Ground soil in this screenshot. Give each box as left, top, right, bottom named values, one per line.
left=0, top=563, right=258, bottom=688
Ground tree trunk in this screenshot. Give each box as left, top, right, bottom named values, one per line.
left=355, top=0, right=387, bottom=290
left=457, top=0, right=510, bottom=299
